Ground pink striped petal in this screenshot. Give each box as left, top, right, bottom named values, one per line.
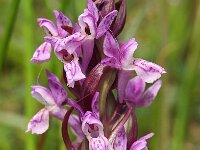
left=125, top=76, right=145, bottom=106
left=103, top=32, right=119, bottom=58
left=53, top=10, right=72, bottom=37
left=130, top=133, right=154, bottom=150
left=54, top=10, right=72, bottom=27
left=79, top=12, right=97, bottom=37
left=138, top=80, right=162, bottom=107
left=31, top=42, right=51, bottom=64
left=55, top=32, right=86, bottom=56
left=133, top=58, right=166, bottom=83
left=113, top=127, right=127, bottom=150
left=89, top=135, right=113, bottom=150
left=87, top=0, right=99, bottom=22
left=96, top=10, right=118, bottom=39
left=64, top=57, right=86, bottom=87
left=26, top=108, right=49, bottom=134
left=121, top=38, right=138, bottom=68
left=46, top=70, right=68, bottom=106
left=31, top=85, right=55, bottom=105
left=37, top=18, right=58, bottom=36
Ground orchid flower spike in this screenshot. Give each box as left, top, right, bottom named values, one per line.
left=27, top=0, right=166, bottom=149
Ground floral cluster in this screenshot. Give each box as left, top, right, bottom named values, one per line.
left=26, top=0, right=166, bottom=149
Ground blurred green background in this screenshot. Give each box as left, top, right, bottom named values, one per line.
left=0, top=0, right=200, bottom=149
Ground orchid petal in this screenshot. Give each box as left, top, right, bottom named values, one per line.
left=138, top=80, right=162, bottom=107
left=130, top=141, right=147, bottom=150
left=31, top=42, right=51, bottom=64
left=64, top=57, right=86, bottom=88
left=103, top=32, right=119, bottom=59
left=44, top=36, right=59, bottom=47
left=101, top=57, right=121, bottom=69
left=31, top=85, right=55, bottom=105
left=55, top=32, right=86, bottom=55
left=64, top=32, right=86, bottom=53
left=54, top=10, right=72, bottom=27
left=139, top=133, right=154, bottom=141
left=87, top=0, right=99, bottom=22
left=46, top=70, right=68, bottom=106
left=88, top=135, right=113, bottom=150
left=53, top=10, right=72, bottom=38
left=78, top=12, right=97, bottom=37
left=133, top=58, right=166, bottom=83
left=121, top=38, right=138, bottom=68
left=125, top=76, right=146, bottom=106
left=113, top=127, right=127, bottom=150
left=37, top=18, right=58, bottom=36
left=81, top=39, right=94, bottom=74
left=130, top=133, right=154, bottom=150
left=26, top=108, right=49, bottom=134
left=96, top=10, right=118, bottom=39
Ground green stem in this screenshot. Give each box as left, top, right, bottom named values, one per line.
left=0, top=0, right=20, bottom=71
left=22, top=0, right=36, bottom=149
left=98, top=69, right=116, bottom=124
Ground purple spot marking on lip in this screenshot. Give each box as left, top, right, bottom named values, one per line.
left=133, top=59, right=161, bottom=73
left=30, top=109, right=47, bottom=126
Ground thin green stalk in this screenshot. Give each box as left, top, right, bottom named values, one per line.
left=172, top=1, right=200, bottom=149
left=157, top=1, right=170, bottom=150
left=0, top=0, right=20, bottom=72
left=22, top=0, right=36, bottom=149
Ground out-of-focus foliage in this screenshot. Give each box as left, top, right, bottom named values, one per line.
left=0, top=0, right=200, bottom=150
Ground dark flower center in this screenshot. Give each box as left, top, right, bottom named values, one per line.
left=88, top=124, right=99, bottom=138
left=62, top=50, right=74, bottom=62
left=61, top=25, right=73, bottom=35
left=85, top=24, right=91, bottom=35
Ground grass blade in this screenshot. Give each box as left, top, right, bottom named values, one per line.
left=172, top=1, right=200, bottom=149
left=22, top=0, right=36, bottom=149
left=0, top=0, right=20, bottom=72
